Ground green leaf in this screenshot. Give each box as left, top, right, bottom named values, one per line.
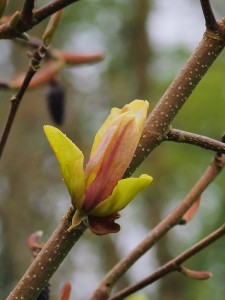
left=44, top=125, right=85, bottom=210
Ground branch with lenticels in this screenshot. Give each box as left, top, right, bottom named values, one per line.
left=165, top=128, right=225, bottom=154
left=90, top=146, right=225, bottom=300
left=109, top=222, right=225, bottom=300
left=90, top=4, right=225, bottom=299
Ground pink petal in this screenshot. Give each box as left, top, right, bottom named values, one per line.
left=84, top=115, right=139, bottom=212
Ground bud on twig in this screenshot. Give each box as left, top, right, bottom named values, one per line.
left=53, top=51, right=104, bottom=65
left=179, top=266, right=212, bottom=280
left=9, top=60, right=64, bottom=89
left=8, top=11, right=20, bottom=29
left=43, top=10, right=63, bottom=46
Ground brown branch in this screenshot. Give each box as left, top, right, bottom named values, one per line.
left=33, top=0, right=80, bottom=27
left=21, top=0, right=35, bottom=25
left=6, top=207, right=87, bottom=300
left=165, top=128, right=225, bottom=153
left=0, top=0, right=81, bottom=39
left=90, top=151, right=225, bottom=300
left=2, top=4, right=225, bottom=299
left=109, top=223, right=225, bottom=300
left=0, top=44, right=47, bottom=160
left=200, top=0, right=219, bottom=32
left=124, top=18, right=225, bottom=178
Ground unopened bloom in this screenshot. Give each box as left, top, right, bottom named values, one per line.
left=44, top=100, right=153, bottom=235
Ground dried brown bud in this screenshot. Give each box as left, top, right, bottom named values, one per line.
left=46, top=80, right=65, bottom=125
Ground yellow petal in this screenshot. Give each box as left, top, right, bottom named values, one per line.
left=90, top=107, right=121, bottom=156
left=44, top=125, right=85, bottom=210
left=126, top=99, right=149, bottom=135
left=89, top=174, right=153, bottom=217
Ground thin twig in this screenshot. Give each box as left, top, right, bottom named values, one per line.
left=90, top=152, right=225, bottom=300
left=33, top=0, right=80, bottom=26
left=6, top=207, right=87, bottom=300
left=0, top=0, right=81, bottom=39
left=165, top=128, right=225, bottom=153
left=109, top=223, right=225, bottom=300
left=0, top=44, right=47, bottom=160
left=21, top=0, right=35, bottom=25
left=200, top=0, right=219, bottom=32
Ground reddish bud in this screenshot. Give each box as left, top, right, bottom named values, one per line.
left=9, top=60, right=64, bottom=89
left=46, top=80, right=65, bottom=125
left=59, top=281, right=72, bottom=300
left=53, top=50, right=104, bottom=65
left=180, top=266, right=212, bottom=280
left=180, top=195, right=202, bottom=225
left=43, top=10, right=63, bottom=46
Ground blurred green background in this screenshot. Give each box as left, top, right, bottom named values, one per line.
left=1, top=1, right=225, bottom=299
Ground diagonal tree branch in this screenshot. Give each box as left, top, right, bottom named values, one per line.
left=165, top=128, right=225, bottom=154
left=109, top=223, right=225, bottom=300
left=200, top=0, right=219, bottom=33
left=124, top=18, right=225, bottom=178
left=6, top=207, right=87, bottom=300
left=91, top=149, right=225, bottom=300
